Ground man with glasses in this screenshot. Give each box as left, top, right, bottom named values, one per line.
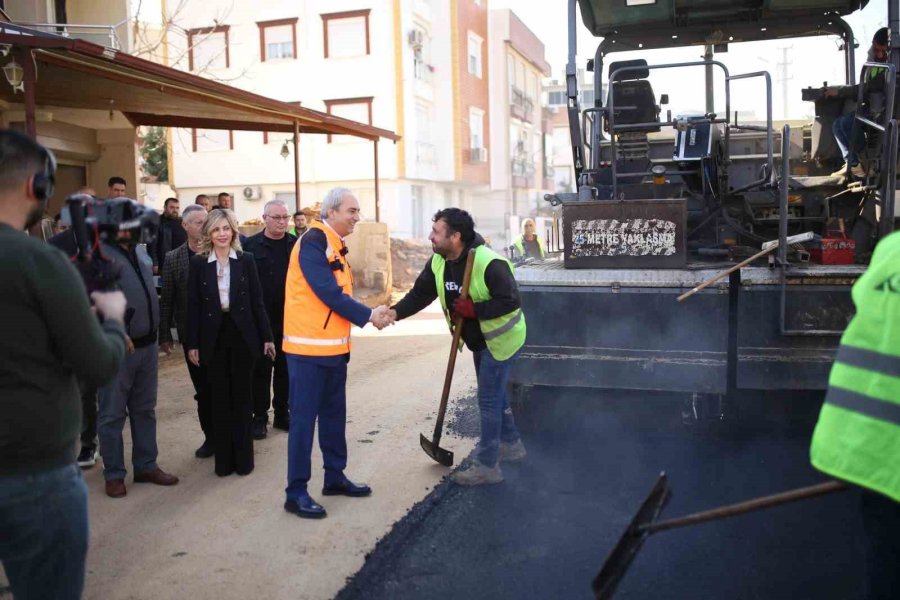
left=244, top=200, right=297, bottom=439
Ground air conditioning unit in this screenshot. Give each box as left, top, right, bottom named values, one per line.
left=242, top=186, right=263, bottom=201
left=408, top=29, right=424, bottom=48
left=469, top=147, right=488, bottom=163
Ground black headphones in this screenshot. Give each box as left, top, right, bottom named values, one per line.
left=32, top=145, right=57, bottom=203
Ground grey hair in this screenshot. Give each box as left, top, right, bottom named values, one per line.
left=183, top=204, right=207, bottom=218
left=321, top=187, right=354, bottom=219
left=263, top=199, right=287, bottom=215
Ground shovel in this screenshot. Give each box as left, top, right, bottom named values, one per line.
left=592, top=473, right=847, bottom=599
left=420, top=248, right=476, bottom=467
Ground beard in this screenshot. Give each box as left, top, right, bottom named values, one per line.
left=24, top=204, right=45, bottom=231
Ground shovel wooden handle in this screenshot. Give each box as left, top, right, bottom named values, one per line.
left=639, top=480, right=847, bottom=534
left=431, top=249, right=477, bottom=445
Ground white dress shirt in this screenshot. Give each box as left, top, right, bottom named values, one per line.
left=208, top=249, right=238, bottom=311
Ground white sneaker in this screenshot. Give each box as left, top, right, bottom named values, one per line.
left=450, top=460, right=503, bottom=486
left=830, top=163, right=850, bottom=178
left=499, top=439, right=527, bottom=462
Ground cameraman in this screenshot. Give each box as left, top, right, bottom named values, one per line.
left=0, top=130, right=127, bottom=598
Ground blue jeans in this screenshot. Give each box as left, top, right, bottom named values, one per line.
left=285, top=355, right=348, bottom=499
left=98, top=344, right=159, bottom=481
left=473, top=348, right=522, bottom=467
left=833, top=111, right=865, bottom=166
left=0, top=464, right=89, bottom=600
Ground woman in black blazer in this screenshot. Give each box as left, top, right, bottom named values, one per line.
left=187, top=209, right=274, bottom=476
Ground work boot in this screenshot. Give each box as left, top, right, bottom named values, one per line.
left=499, top=439, right=527, bottom=462
left=850, top=163, right=866, bottom=178
left=450, top=460, right=503, bottom=486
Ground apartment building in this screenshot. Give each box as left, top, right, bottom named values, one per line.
left=157, top=0, right=522, bottom=241
left=486, top=9, right=552, bottom=239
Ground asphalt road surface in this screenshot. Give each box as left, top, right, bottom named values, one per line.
left=338, top=388, right=865, bottom=600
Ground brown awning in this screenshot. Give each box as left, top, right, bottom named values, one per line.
left=0, top=26, right=400, bottom=141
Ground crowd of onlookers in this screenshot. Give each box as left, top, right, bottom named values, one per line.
left=44, top=180, right=313, bottom=495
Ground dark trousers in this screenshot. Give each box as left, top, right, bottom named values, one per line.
left=183, top=346, right=212, bottom=438
left=285, top=355, right=348, bottom=499
left=252, top=328, right=289, bottom=423
left=206, top=314, right=255, bottom=476
left=860, top=490, right=900, bottom=600
left=79, top=383, right=97, bottom=449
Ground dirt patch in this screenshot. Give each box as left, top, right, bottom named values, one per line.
left=390, top=238, right=432, bottom=290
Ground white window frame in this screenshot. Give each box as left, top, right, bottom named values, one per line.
left=467, top=32, right=483, bottom=79
left=469, top=107, right=485, bottom=150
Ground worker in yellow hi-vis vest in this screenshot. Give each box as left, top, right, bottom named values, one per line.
left=810, top=230, right=900, bottom=599
left=389, top=208, right=527, bottom=486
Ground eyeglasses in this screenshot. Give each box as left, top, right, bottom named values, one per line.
left=265, top=215, right=291, bottom=221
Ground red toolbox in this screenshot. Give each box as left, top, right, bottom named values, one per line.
left=807, top=230, right=855, bottom=265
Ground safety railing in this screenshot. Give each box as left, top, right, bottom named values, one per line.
left=16, top=21, right=123, bottom=49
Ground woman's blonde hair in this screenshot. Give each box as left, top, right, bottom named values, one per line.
left=200, top=208, right=242, bottom=255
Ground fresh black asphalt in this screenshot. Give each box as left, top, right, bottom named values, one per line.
left=337, top=388, right=864, bottom=600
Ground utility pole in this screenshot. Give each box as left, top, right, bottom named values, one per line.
left=776, top=46, right=793, bottom=119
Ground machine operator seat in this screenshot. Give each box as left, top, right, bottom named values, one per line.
left=607, top=59, right=661, bottom=165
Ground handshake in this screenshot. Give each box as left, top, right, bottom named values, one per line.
left=368, top=305, right=397, bottom=330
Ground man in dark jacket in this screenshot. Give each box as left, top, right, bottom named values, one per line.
left=244, top=200, right=297, bottom=438
left=98, top=239, right=179, bottom=498
left=160, top=203, right=212, bottom=457
left=0, top=129, right=127, bottom=599
left=389, top=208, right=528, bottom=485
left=151, top=197, right=187, bottom=274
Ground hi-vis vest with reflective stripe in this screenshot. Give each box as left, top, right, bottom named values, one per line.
left=431, top=245, right=526, bottom=361
left=282, top=221, right=353, bottom=356
left=513, top=234, right=546, bottom=259
left=810, top=231, right=900, bottom=502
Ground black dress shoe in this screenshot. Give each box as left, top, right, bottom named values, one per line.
left=322, top=478, right=372, bottom=497
left=272, top=416, right=290, bottom=432
left=194, top=440, right=214, bottom=458
left=284, top=494, right=327, bottom=519
left=251, top=421, right=267, bottom=440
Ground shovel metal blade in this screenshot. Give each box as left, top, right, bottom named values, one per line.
left=420, top=433, right=454, bottom=466
left=592, top=473, right=671, bottom=600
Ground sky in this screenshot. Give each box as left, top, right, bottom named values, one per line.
left=492, top=0, right=890, bottom=120
left=132, top=0, right=891, bottom=119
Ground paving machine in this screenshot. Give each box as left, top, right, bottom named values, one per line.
left=510, top=0, right=900, bottom=412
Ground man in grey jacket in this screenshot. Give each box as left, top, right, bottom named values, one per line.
left=98, top=238, right=179, bottom=498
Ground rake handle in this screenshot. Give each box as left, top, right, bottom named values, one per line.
left=431, top=249, right=476, bottom=445
left=639, top=480, right=847, bottom=534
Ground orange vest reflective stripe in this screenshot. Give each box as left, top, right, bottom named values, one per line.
left=283, top=221, right=354, bottom=356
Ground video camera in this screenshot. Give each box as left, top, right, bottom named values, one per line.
left=61, top=194, right=159, bottom=291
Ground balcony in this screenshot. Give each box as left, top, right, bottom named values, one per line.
left=16, top=21, right=124, bottom=49
left=509, top=87, right=533, bottom=123
left=511, top=155, right=535, bottom=188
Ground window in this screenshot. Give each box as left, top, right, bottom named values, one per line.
left=467, top=32, right=482, bottom=78
left=322, top=10, right=371, bottom=58
left=548, top=90, right=566, bottom=106
left=188, top=26, right=230, bottom=71
left=581, top=89, right=595, bottom=107
left=192, top=129, right=233, bottom=152
left=258, top=18, right=297, bottom=61
left=469, top=107, right=484, bottom=150
left=412, top=27, right=431, bottom=82
left=324, top=97, right=373, bottom=143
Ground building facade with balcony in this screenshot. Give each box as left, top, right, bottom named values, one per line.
left=151, top=0, right=512, bottom=241
left=487, top=8, right=551, bottom=241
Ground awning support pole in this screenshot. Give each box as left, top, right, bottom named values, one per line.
left=293, top=120, right=301, bottom=213
left=374, top=139, right=380, bottom=223
left=21, top=49, right=36, bottom=138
